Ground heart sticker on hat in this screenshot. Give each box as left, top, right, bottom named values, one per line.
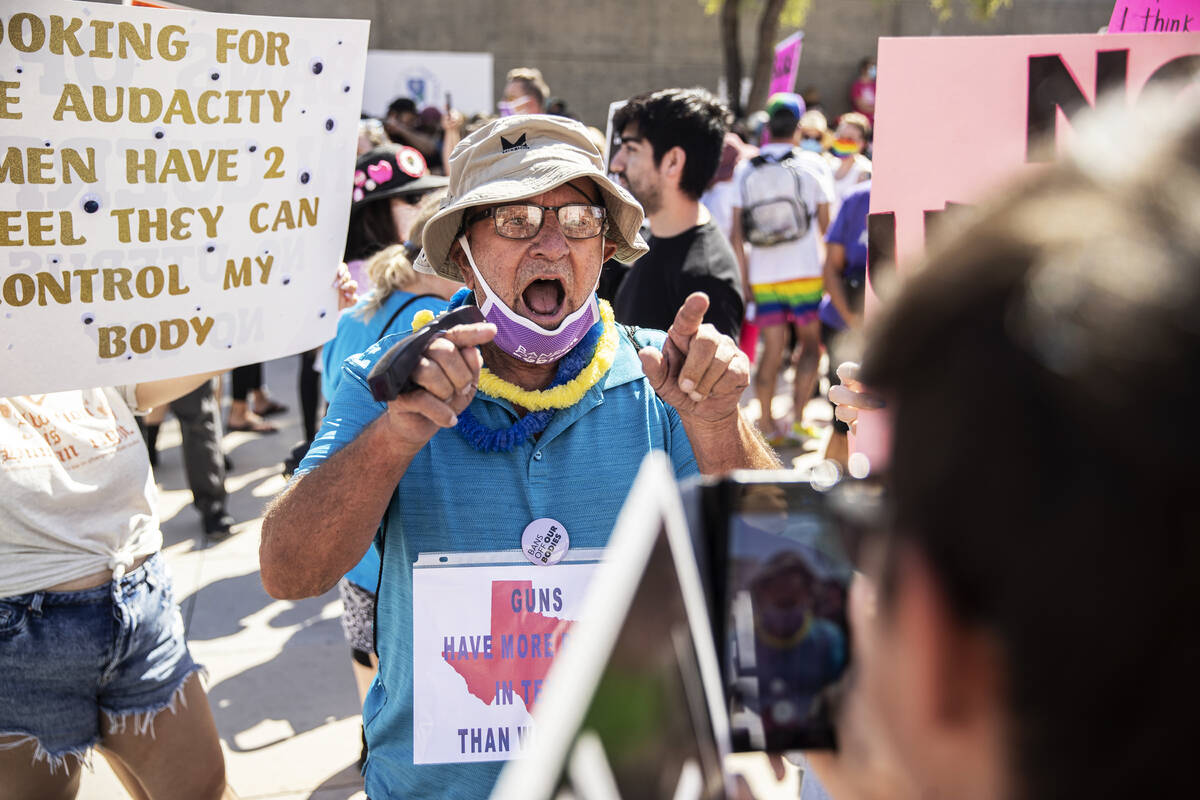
left=353, top=170, right=367, bottom=187
left=366, top=160, right=393, bottom=185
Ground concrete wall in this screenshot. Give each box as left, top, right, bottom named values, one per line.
left=96, top=0, right=1116, bottom=127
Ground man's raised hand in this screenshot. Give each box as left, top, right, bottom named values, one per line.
left=640, top=292, right=750, bottom=426
left=384, top=322, right=495, bottom=451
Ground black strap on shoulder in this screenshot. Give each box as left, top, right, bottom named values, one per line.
left=371, top=505, right=387, bottom=656
left=378, top=293, right=439, bottom=340
left=368, top=292, right=436, bottom=655
left=751, top=150, right=796, bottom=168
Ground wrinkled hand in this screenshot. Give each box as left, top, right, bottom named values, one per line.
left=383, top=322, right=495, bottom=452
left=828, top=362, right=885, bottom=435
left=333, top=262, right=359, bottom=311
left=640, top=292, right=750, bottom=426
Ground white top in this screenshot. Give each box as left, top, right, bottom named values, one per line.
left=0, top=387, right=160, bottom=596
left=734, top=143, right=834, bottom=284
left=829, top=153, right=872, bottom=214
left=701, top=178, right=740, bottom=241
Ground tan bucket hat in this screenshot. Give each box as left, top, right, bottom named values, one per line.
left=413, top=114, right=649, bottom=281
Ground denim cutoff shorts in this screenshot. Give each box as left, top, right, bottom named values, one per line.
left=0, top=552, right=202, bottom=769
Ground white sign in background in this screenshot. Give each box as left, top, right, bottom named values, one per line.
left=412, top=555, right=597, bottom=765
left=0, top=0, right=369, bottom=396
left=361, top=50, right=494, bottom=118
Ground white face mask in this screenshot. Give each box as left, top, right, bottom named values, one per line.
left=458, top=235, right=601, bottom=364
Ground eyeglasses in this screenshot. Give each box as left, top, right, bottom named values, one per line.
left=466, top=203, right=607, bottom=240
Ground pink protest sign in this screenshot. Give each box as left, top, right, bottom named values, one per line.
left=769, top=33, right=804, bottom=95
left=855, top=31, right=1198, bottom=466
left=1108, top=1, right=1198, bottom=33
left=869, top=31, right=1199, bottom=280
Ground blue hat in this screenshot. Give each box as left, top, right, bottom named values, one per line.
left=765, top=92, right=805, bottom=119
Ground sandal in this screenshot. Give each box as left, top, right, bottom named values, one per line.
left=227, top=416, right=278, bottom=434
left=253, top=399, right=289, bottom=418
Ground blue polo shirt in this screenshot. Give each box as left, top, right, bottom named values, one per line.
left=297, top=323, right=698, bottom=799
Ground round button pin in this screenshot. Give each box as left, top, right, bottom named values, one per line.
left=521, top=518, right=569, bottom=566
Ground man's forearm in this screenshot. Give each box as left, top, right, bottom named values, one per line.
left=685, top=409, right=781, bottom=474
left=260, top=415, right=417, bottom=599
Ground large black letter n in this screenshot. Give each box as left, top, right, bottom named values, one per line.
left=1026, top=50, right=1128, bottom=163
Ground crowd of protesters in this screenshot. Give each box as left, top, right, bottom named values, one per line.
left=141, top=61, right=879, bottom=540
left=0, top=53, right=873, bottom=798
left=9, top=33, right=1197, bottom=800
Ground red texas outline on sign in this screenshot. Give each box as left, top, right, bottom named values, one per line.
left=442, top=580, right=575, bottom=712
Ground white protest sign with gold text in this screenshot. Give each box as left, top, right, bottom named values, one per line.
left=0, top=0, right=369, bottom=395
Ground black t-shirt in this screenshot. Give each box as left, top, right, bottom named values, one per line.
left=612, top=220, right=744, bottom=339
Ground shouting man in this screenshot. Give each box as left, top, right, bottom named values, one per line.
left=260, top=115, right=778, bottom=799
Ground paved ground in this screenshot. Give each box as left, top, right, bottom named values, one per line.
left=77, top=355, right=831, bottom=799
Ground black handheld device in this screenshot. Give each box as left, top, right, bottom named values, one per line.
left=366, top=305, right=485, bottom=402
left=694, top=472, right=857, bottom=752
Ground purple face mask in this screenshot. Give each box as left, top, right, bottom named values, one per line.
left=459, top=236, right=600, bottom=364
left=498, top=95, right=533, bottom=117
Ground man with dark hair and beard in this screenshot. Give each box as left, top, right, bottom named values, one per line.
left=609, top=88, right=744, bottom=339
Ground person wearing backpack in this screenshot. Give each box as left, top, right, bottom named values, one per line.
left=730, top=93, right=834, bottom=446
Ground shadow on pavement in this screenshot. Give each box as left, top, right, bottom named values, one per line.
left=177, top=570, right=277, bottom=640
left=308, top=762, right=366, bottom=799
left=205, top=617, right=356, bottom=753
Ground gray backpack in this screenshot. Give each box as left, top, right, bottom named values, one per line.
left=740, top=150, right=812, bottom=246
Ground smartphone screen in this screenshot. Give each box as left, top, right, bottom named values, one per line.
left=705, top=479, right=853, bottom=752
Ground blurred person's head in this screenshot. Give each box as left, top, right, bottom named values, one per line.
left=857, top=56, right=876, bottom=81
left=357, top=117, right=389, bottom=155
left=609, top=87, right=730, bottom=216
left=801, top=84, right=824, bottom=113
left=500, top=67, right=549, bottom=116
left=765, top=92, right=804, bottom=143
left=546, top=97, right=573, bottom=118
left=385, top=97, right=419, bottom=128
left=853, top=95, right=1200, bottom=800
left=357, top=190, right=461, bottom=318
left=463, top=112, right=498, bottom=138
left=750, top=552, right=817, bottom=637
left=799, top=109, right=828, bottom=153
left=417, top=106, right=443, bottom=135
left=710, top=131, right=756, bottom=187
left=345, top=144, right=449, bottom=262
left=830, top=112, right=871, bottom=159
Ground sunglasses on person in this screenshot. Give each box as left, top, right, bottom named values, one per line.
left=465, top=202, right=607, bottom=240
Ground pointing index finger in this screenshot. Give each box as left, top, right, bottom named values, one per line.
left=667, top=292, right=710, bottom=355
left=442, top=322, right=497, bottom=349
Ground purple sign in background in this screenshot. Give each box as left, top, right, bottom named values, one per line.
left=1108, top=0, right=1198, bottom=32
left=769, top=32, right=805, bottom=96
